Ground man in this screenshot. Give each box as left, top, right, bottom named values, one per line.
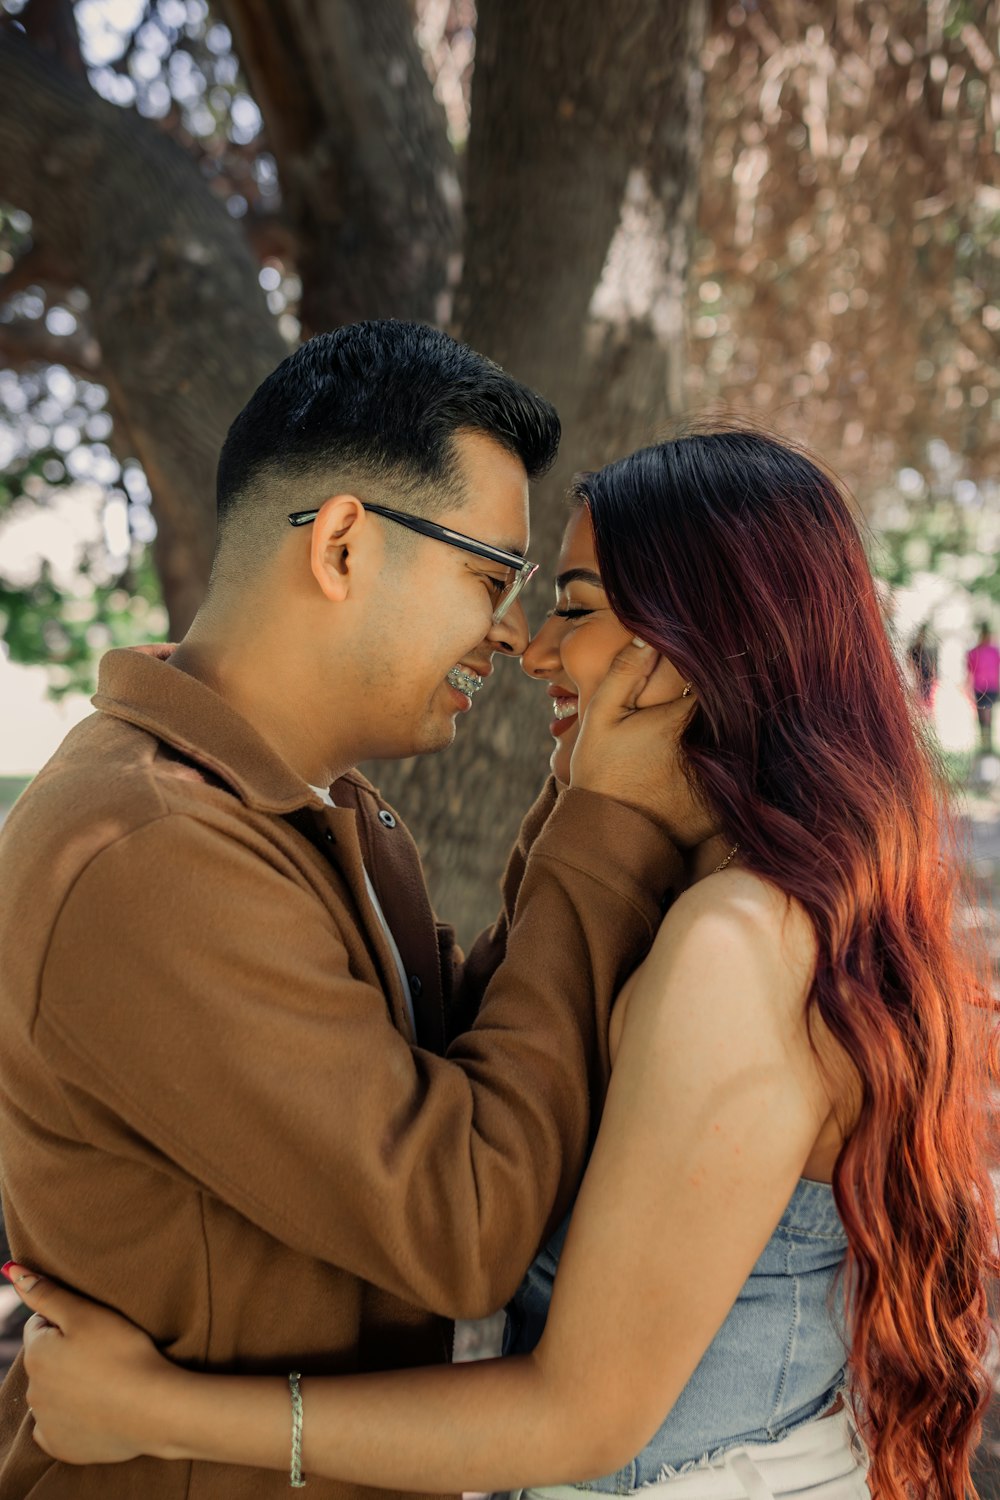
left=0, top=323, right=685, bottom=1498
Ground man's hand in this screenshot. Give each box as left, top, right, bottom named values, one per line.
left=569, top=641, right=717, bottom=848
left=5, top=1264, right=170, bottom=1466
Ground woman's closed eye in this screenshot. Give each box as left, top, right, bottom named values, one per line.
left=551, top=606, right=595, bottom=620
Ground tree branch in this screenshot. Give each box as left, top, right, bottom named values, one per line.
left=0, top=31, right=287, bottom=632
left=219, top=0, right=461, bottom=330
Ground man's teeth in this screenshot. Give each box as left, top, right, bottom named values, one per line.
left=447, top=665, right=484, bottom=696
left=553, top=698, right=578, bottom=721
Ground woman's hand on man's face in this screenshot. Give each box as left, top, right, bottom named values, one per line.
left=4, top=1264, right=170, bottom=1466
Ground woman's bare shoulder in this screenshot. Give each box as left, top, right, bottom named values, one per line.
left=655, top=867, right=817, bottom=992
left=650, top=868, right=856, bottom=1131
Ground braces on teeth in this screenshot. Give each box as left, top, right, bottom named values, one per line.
left=447, top=665, right=484, bottom=696
left=553, top=700, right=577, bottom=720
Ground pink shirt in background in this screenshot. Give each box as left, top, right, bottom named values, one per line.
left=967, top=642, right=1000, bottom=694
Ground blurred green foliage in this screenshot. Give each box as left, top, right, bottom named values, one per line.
left=0, top=556, right=163, bottom=699
left=868, top=459, right=1000, bottom=607
left=0, top=434, right=165, bottom=699
left=876, top=509, right=1000, bottom=604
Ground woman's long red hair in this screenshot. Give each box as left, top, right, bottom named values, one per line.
left=580, top=428, right=997, bottom=1500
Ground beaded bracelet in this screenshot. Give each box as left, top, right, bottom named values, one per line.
left=289, top=1371, right=306, bottom=1488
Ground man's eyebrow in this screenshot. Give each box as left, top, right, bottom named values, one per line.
left=555, top=567, right=605, bottom=591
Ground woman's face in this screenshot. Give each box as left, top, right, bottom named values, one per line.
left=521, top=507, right=687, bottom=783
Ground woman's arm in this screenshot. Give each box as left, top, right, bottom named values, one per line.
left=16, top=870, right=834, bottom=1493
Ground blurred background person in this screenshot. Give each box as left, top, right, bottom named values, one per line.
left=967, top=623, right=1000, bottom=756
left=908, top=623, right=938, bottom=715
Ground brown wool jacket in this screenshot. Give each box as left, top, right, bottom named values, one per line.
left=0, top=646, right=681, bottom=1500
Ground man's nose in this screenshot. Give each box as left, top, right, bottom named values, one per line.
left=488, top=597, right=530, bottom=657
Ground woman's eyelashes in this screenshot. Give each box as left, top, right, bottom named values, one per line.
left=550, top=606, right=595, bottom=620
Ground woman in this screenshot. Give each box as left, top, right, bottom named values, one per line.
left=907, top=624, right=938, bottom=715
left=7, top=430, right=996, bottom=1500
left=967, top=623, right=999, bottom=754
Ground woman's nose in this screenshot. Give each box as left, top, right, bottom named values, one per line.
left=521, top=616, right=562, bottom=679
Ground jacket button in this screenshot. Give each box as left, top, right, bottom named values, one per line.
left=378, top=810, right=397, bottom=828
left=409, top=975, right=423, bottom=998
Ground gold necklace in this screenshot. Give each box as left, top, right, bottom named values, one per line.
left=713, top=842, right=740, bottom=874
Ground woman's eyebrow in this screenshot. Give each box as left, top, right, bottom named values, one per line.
left=554, top=567, right=604, bottom=591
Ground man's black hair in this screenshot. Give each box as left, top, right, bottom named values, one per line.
left=216, top=321, right=560, bottom=536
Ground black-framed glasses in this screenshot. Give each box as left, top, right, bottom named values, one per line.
left=288, top=501, right=539, bottom=624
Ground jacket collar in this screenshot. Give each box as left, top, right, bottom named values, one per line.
left=92, top=645, right=371, bottom=814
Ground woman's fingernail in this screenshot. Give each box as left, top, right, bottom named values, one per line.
left=632, top=636, right=648, bottom=649
left=3, top=1265, right=37, bottom=1290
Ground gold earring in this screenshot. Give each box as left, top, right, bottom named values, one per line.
left=681, top=682, right=693, bottom=698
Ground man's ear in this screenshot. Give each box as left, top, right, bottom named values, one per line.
left=308, top=494, right=371, bottom=603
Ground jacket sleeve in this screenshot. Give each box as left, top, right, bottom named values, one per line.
left=37, top=789, right=681, bottom=1319
left=437, top=775, right=560, bottom=1042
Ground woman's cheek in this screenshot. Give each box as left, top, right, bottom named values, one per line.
left=562, top=623, right=629, bottom=705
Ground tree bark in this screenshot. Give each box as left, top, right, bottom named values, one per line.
left=371, top=0, right=708, bottom=942
left=0, top=30, right=287, bottom=634
left=219, top=0, right=461, bottom=333
left=16, top=0, right=86, bottom=77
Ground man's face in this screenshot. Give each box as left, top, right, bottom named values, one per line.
left=355, top=430, right=532, bottom=758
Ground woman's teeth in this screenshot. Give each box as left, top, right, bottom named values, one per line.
left=553, top=698, right=578, bottom=720
left=447, top=665, right=484, bottom=696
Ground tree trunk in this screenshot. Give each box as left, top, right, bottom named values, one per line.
left=370, top=0, right=708, bottom=942
left=219, top=0, right=461, bottom=333
left=0, top=30, right=287, bottom=634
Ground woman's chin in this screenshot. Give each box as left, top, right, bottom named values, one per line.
left=550, top=736, right=575, bottom=786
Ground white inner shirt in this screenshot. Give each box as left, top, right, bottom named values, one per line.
left=310, top=786, right=417, bottom=1036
